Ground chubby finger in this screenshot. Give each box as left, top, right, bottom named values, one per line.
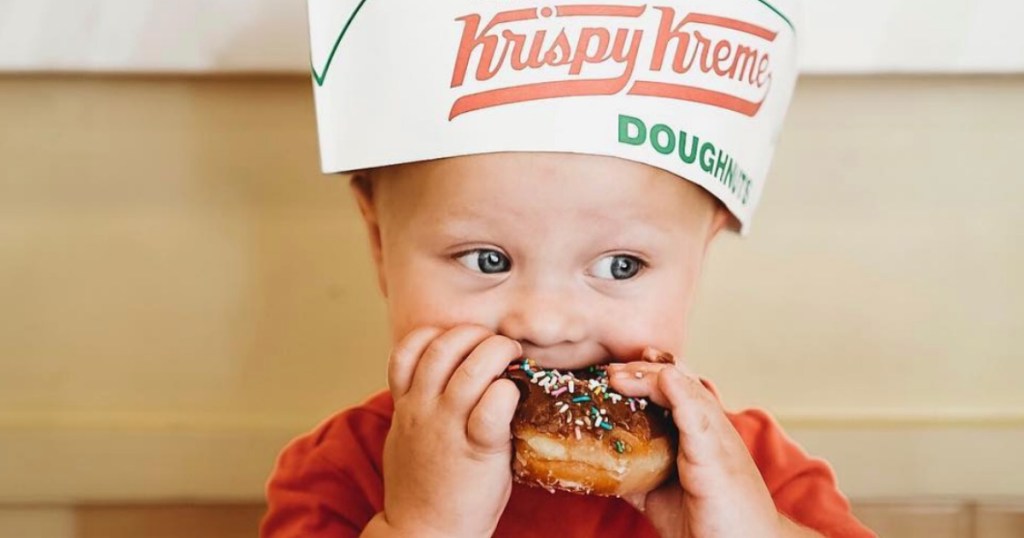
left=606, top=362, right=673, bottom=407
left=443, top=334, right=522, bottom=413
left=609, top=362, right=728, bottom=436
left=466, top=378, right=519, bottom=452
left=657, top=367, right=724, bottom=432
left=408, top=325, right=494, bottom=399
left=656, top=368, right=750, bottom=465
left=658, top=368, right=711, bottom=427
left=388, top=326, right=444, bottom=399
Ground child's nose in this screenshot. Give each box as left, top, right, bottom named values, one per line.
left=497, top=287, right=587, bottom=349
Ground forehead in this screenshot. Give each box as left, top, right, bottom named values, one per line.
left=375, top=152, right=716, bottom=227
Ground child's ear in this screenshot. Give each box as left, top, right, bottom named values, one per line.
left=349, top=172, right=388, bottom=297
left=704, top=202, right=733, bottom=253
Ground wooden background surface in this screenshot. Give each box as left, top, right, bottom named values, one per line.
left=0, top=74, right=1022, bottom=535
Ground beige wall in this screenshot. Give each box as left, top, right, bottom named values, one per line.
left=0, top=75, right=1022, bottom=502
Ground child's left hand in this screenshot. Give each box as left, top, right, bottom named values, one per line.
left=607, top=349, right=822, bottom=538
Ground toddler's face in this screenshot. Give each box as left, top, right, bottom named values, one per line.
left=355, top=152, right=728, bottom=370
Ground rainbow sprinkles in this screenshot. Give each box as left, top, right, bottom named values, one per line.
left=507, top=358, right=650, bottom=437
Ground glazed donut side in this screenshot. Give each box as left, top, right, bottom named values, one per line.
left=504, top=359, right=677, bottom=497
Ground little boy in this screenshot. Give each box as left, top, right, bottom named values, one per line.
left=263, top=1, right=875, bottom=536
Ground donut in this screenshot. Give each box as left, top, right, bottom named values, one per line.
left=503, top=358, right=676, bottom=497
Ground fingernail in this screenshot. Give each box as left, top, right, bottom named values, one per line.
left=611, top=370, right=643, bottom=381
left=641, top=348, right=675, bottom=364
left=658, top=352, right=676, bottom=364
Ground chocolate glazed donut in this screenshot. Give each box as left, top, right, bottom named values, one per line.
left=503, top=358, right=677, bottom=496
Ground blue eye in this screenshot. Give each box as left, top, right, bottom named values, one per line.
left=456, top=249, right=511, bottom=274
left=590, top=254, right=644, bottom=280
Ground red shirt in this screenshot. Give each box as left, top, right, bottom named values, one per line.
left=262, top=388, right=874, bottom=537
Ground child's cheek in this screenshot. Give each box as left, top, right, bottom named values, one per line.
left=599, top=291, right=691, bottom=360
left=386, top=284, right=506, bottom=344
left=604, top=314, right=688, bottom=363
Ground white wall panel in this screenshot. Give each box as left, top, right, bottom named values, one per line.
left=1, top=0, right=1022, bottom=74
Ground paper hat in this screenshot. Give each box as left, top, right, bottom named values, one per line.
left=307, top=0, right=800, bottom=232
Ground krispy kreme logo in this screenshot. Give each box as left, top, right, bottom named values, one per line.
left=449, top=4, right=781, bottom=120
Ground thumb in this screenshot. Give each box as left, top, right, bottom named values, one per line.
left=622, top=492, right=647, bottom=513
left=635, top=483, right=689, bottom=538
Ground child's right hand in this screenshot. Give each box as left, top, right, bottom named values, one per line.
left=364, top=325, right=522, bottom=538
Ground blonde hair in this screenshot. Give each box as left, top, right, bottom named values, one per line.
left=350, top=166, right=381, bottom=199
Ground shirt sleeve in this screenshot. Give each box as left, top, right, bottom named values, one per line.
left=260, top=404, right=390, bottom=538
left=728, top=409, right=876, bottom=538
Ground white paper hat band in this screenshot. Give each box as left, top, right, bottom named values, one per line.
left=307, top=0, right=801, bottom=232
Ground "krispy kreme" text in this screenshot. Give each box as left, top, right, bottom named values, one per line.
left=449, top=4, right=780, bottom=120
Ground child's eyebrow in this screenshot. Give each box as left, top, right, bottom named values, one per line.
left=573, top=208, right=676, bottom=237
left=435, top=203, right=668, bottom=227
left=427, top=206, right=676, bottom=249
left=425, top=207, right=505, bottom=238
